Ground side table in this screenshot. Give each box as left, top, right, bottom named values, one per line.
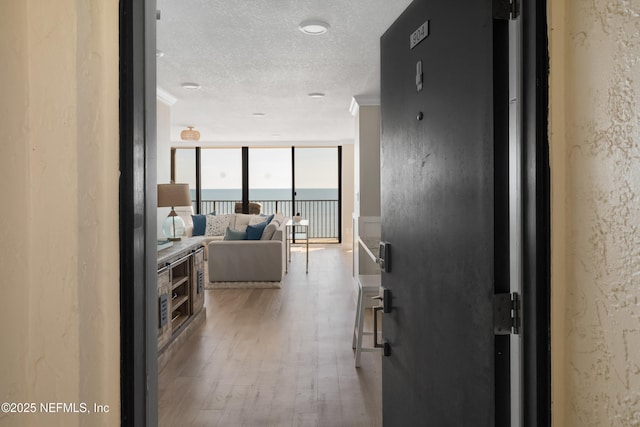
left=285, top=219, right=309, bottom=273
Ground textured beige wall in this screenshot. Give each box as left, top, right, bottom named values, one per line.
left=0, top=2, right=31, bottom=423
left=550, top=0, right=640, bottom=425
left=0, top=1, right=120, bottom=426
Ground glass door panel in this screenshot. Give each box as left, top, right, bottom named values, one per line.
left=200, top=149, right=242, bottom=214
left=248, top=148, right=292, bottom=216
left=294, top=147, right=339, bottom=242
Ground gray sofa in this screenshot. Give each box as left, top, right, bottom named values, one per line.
left=207, top=222, right=286, bottom=282
left=175, top=209, right=287, bottom=283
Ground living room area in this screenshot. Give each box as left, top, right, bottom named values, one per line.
left=152, top=2, right=405, bottom=424
left=154, top=94, right=386, bottom=427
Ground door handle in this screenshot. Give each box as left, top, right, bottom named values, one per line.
left=372, top=289, right=392, bottom=357
left=372, top=307, right=391, bottom=356
left=373, top=306, right=383, bottom=349
left=372, top=288, right=392, bottom=313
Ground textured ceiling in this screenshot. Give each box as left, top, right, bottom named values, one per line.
left=156, top=0, right=412, bottom=144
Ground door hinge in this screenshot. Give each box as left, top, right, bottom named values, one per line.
left=493, top=0, right=521, bottom=20
left=494, top=292, right=521, bottom=335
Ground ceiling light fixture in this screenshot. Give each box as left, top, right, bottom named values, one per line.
left=252, top=113, right=266, bottom=117
left=308, top=92, right=325, bottom=98
left=180, top=126, right=200, bottom=141
left=298, top=20, right=330, bottom=35
left=181, top=82, right=201, bottom=89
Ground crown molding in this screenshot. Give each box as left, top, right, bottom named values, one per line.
left=156, top=87, right=177, bottom=106
left=349, top=96, right=380, bottom=116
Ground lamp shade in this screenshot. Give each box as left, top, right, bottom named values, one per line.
left=157, top=183, right=192, bottom=208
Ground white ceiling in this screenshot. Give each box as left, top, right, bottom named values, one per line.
left=156, top=0, right=412, bottom=145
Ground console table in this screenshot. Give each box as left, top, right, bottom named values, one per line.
left=156, top=237, right=206, bottom=371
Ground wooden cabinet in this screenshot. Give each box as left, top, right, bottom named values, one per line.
left=191, top=247, right=205, bottom=315
left=157, top=237, right=206, bottom=371
left=157, top=267, right=171, bottom=350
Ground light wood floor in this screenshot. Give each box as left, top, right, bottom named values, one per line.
left=158, top=245, right=382, bottom=427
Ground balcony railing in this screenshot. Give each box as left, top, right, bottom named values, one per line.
left=195, top=199, right=340, bottom=242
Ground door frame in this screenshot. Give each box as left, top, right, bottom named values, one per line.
left=119, top=0, right=158, bottom=425
left=118, top=0, right=550, bottom=425
left=521, top=0, right=550, bottom=424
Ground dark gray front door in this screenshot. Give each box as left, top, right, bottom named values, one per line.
left=380, top=0, right=510, bottom=425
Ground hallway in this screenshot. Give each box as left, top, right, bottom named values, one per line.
left=158, top=245, right=382, bottom=426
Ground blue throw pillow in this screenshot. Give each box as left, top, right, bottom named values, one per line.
left=245, top=221, right=268, bottom=240
left=191, top=214, right=206, bottom=236
left=223, top=227, right=246, bottom=240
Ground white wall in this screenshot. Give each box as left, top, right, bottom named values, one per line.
left=157, top=99, right=173, bottom=238
left=341, top=144, right=355, bottom=246
left=549, top=1, right=640, bottom=425
left=351, top=101, right=381, bottom=217
left=0, top=1, right=120, bottom=426
left=157, top=100, right=173, bottom=187
left=350, top=99, right=381, bottom=276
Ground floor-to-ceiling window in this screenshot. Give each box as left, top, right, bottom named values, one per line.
left=173, top=146, right=342, bottom=242
left=294, top=147, right=341, bottom=242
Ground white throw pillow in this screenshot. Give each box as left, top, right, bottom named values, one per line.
left=205, top=214, right=231, bottom=236
left=272, top=212, right=285, bottom=226
left=249, top=215, right=269, bottom=226
left=260, top=221, right=279, bottom=240
left=233, top=213, right=253, bottom=231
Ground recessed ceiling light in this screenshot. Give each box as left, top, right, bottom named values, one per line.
left=298, top=20, right=330, bottom=35
left=181, top=82, right=201, bottom=89
left=308, top=92, right=325, bottom=98
left=156, top=49, right=164, bottom=58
